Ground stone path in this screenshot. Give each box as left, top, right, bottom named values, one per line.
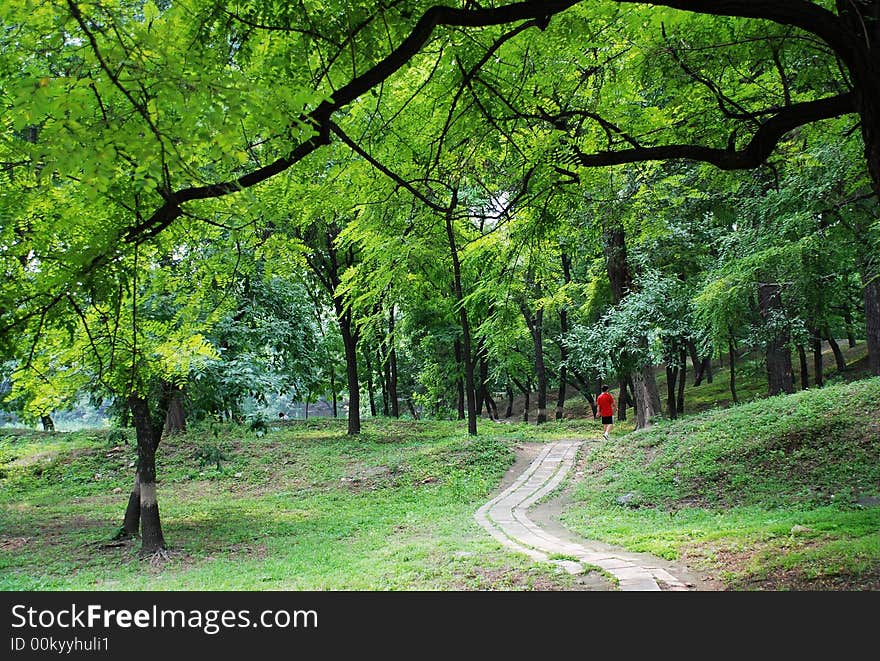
left=475, top=439, right=692, bottom=591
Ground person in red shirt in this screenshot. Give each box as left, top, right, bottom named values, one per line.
left=595, top=384, right=615, bottom=440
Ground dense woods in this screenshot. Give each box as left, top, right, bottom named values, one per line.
left=2, top=1, right=879, bottom=553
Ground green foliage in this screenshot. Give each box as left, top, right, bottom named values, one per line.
left=247, top=413, right=269, bottom=438
left=193, top=443, right=228, bottom=471
left=1, top=2, right=879, bottom=596
left=187, top=269, right=322, bottom=420
left=106, top=428, right=129, bottom=446
left=568, top=269, right=698, bottom=378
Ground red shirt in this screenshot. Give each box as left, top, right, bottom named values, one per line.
left=597, top=392, right=614, bottom=417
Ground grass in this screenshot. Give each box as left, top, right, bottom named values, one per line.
left=2, top=344, right=877, bottom=591
left=0, top=417, right=598, bottom=591
left=560, top=376, right=880, bottom=590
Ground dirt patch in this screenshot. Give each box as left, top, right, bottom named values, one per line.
left=731, top=567, right=880, bottom=591
left=8, top=449, right=59, bottom=468
left=340, top=463, right=406, bottom=492
left=163, top=472, right=312, bottom=499
left=448, top=565, right=603, bottom=591
left=0, top=536, right=31, bottom=552
left=8, top=515, right=112, bottom=544
left=7, top=447, right=104, bottom=476
left=689, top=538, right=880, bottom=591
left=667, top=494, right=714, bottom=511
left=227, top=541, right=270, bottom=560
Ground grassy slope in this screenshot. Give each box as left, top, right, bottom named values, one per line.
left=561, top=377, right=880, bottom=590
left=0, top=418, right=598, bottom=591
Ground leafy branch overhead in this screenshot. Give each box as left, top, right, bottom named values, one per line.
left=6, top=0, right=880, bottom=344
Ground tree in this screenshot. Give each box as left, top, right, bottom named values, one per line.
left=188, top=268, right=322, bottom=423
left=5, top=0, right=880, bottom=445
left=482, top=1, right=880, bottom=374
left=6, top=250, right=217, bottom=554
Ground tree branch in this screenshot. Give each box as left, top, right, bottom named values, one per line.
left=122, top=0, right=581, bottom=245
left=571, top=92, right=855, bottom=171
left=613, top=1, right=846, bottom=55
left=328, top=122, right=451, bottom=213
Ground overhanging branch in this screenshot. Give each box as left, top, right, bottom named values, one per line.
left=571, top=92, right=855, bottom=170
left=122, top=0, right=581, bottom=245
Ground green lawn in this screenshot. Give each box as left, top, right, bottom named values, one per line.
left=0, top=418, right=597, bottom=591
left=2, top=372, right=878, bottom=591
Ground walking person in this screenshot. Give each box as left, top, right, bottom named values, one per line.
left=595, top=384, right=615, bottom=440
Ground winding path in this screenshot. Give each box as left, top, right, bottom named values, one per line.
left=475, top=440, right=692, bottom=591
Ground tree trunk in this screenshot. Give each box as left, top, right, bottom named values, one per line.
left=666, top=364, right=678, bottom=419
left=758, top=283, right=794, bottom=396
left=617, top=377, right=627, bottom=422
left=728, top=336, right=739, bottom=404
left=556, top=252, right=572, bottom=421
left=512, top=377, right=530, bottom=423
left=338, top=311, right=361, bottom=435
left=445, top=206, right=477, bottom=435
left=121, top=472, right=140, bottom=539
left=454, top=339, right=465, bottom=421
left=40, top=414, right=54, bottom=432
left=379, top=348, right=389, bottom=416
left=301, top=225, right=361, bottom=433
left=604, top=221, right=660, bottom=425
left=505, top=379, right=514, bottom=418
left=329, top=364, right=338, bottom=417
left=856, top=93, right=880, bottom=376
left=162, top=384, right=186, bottom=436
left=627, top=378, right=639, bottom=416
left=523, top=306, right=548, bottom=424
left=485, top=391, right=499, bottom=421
left=381, top=344, right=391, bottom=414
left=554, top=375, right=567, bottom=421
left=555, top=370, right=568, bottom=421
left=631, top=368, right=660, bottom=430
left=676, top=348, right=686, bottom=414
left=629, top=343, right=661, bottom=429
left=476, top=348, right=499, bottom=420
left=702, top=356, right=713, bottom=384
left=388, top=305, right=399, bottom=418
left=687, top=340, right=706, bottom=386
left=603, top=223, right=633, bottom=304
left=475, top=345, right=489, bottom=417
left=688, top=343, right=713, bottom=386
left=569, top=369, right=598, bottom=416
left=687, top=338, right=713, bottom=386
left=127, top=395, right=166, bottom=554
left=857, top=199, right=880, bottom=376
left=825, top=325, right=848, bottom=372
left=843, top=304, right=857, bottom=348
left=797, top=345, right=809, bottom=390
